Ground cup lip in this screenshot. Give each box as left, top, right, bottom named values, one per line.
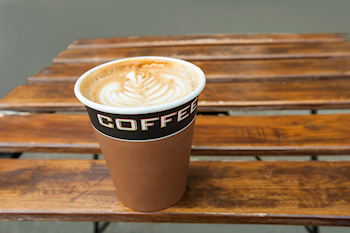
left=74, top=56, right=206, bottom=115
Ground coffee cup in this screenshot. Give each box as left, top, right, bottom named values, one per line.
left=74, top=56, right=206, bottom=211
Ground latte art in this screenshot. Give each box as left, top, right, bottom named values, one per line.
left=100, top=71, right=190, bottom=107
left=80, top=58, right=199, bottom=107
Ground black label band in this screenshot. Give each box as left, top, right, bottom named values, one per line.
left=86, top=98, right=198, bottom=141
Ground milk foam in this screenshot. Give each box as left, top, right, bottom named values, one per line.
left=80, top=58, right=199, bottom=107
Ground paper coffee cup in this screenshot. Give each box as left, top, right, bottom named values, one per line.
left=74, top=56, right=206, bottom=211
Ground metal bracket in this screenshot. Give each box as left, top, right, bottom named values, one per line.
left=94, top=222, right=111, bottom=233
left=197, top=111, right=229, bottom=115
left=0, top=153, right=22, bottom=158
left=304, top=226, right=319, bottom=233
left=92, top=154, right=111, bottom=233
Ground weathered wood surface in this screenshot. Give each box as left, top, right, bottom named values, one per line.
left=0, top=84, right=81, bottom=112
left=28, top=57, right=350, bottom=84
left=1, top=159, right=350, bottom=226
left=55, top=43, right=350, bottom=63
left=2, top=113, right=350, bottom=155
left=1, top=33, right=350, bottom=226
left=4, top=79, right=350, bottom=112
left=67, top=33, right=347, bottom=49
left=199, top=78, right=350, bottom=111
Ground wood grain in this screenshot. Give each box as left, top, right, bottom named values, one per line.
left=2, top=113, right=350, bottom=155
left=67, top=33, right=347, bottom=49
left=0, top=84, right=81, bottom=112
left=3, top=33, right=350, bottom=227
left=28, top=57, right=350, bottom=84
left=198, top=78, right=350, bottom=111
left=4, top=79, right=350, bottom=112
left=1, top=159, right=350, bottom=226
left=55, top=43, right=350, bottom=63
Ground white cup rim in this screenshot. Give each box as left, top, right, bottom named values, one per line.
left=74, top=56, right=206, bottom=115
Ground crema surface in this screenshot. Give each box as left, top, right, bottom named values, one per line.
left=80, top=58, right=199, bottom=107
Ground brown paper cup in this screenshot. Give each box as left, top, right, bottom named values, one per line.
left=94, top=121, right=195, bottom=211
left=74, top=56, right=206, bottom=211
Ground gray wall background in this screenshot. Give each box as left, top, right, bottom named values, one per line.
left=1, top=0, right=350, bottom=99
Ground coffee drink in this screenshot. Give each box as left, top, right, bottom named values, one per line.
left=80, top=58, right=200, bottom=107
left=75, top=57, right=206, bottom=212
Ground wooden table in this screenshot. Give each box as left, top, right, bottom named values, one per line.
left=1, top=33, right=350, bottom=232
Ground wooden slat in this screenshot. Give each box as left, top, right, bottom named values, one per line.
left=68, top=33, right=347, bottom=49
left=199, top=79, right=350, bottom=111
left=0, top=84, right=81, bottom=112
left=28, top=63, right=99, bottom=84
left=3, top=79, right=350, bottom=112
left=28, top=57, right=350, bottom=84
left=1, top=113, right=350, bottom=155
left=1, top=159, right=350, bottom=226
left=55, top=43, right=350, bottom=63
